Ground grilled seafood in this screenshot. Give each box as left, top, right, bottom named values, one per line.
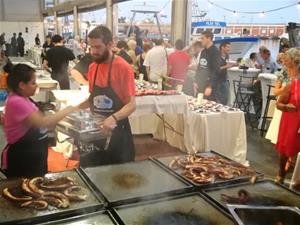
left=40, top=177, right=74, bottom=191
left=221, top=189, right=250, bottom=204
left=21, top=200, right=48, bottom=210
left=28, top=177, right=44, bottom=195
left=2, top=187, right=32, bottom=202
left=169, top=154, right=255, bottom=184
left=21, top=179, right=41, bottom=198
left=41, top=191, right=69, bottom=208
left=2, top=176, right=88, bottom=210
left=64, top=186, right=88, bottom=201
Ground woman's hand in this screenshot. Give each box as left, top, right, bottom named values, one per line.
left=285, top=103, right=296, bottom=112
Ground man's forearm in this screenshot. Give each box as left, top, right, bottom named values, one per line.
left=113, top=98, right=136, bottom=121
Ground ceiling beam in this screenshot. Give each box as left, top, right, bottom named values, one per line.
left=42, top=0, right=129, bottom=17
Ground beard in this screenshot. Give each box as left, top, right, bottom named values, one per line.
left=93, top=48, right=110, bottom=64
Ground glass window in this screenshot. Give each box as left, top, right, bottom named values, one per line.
left=196, top=28, right=204, bottom=34
left=214, top=28, right=221, bottom=34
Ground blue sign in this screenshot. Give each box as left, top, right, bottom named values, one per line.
left=192, top=21, right=227, bottom=27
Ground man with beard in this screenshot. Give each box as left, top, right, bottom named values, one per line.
left=78, top=26, right=136, bottom=167
left=43, top=35, right=76, bottom=89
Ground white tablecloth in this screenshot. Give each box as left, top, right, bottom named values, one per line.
left=131, top=110, right=247, bottom=164
left=227, top=67, right=261, bottom=106
left=132, top=94, right=188, bottom=116
left=9, top=56, right=39, bottom=69
left=265, top=108, right=281, bottom=144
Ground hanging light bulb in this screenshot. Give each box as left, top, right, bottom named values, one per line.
left=297, top=2, right=300, bottom=10
left=233, top=11, right=238, bottom=17
left=259, top=11, right=265, bottom=17
left=208, top=2, right=213, bottom=8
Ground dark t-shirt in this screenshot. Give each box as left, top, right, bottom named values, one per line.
left=42, top=42, right=54, bottom=58
left=73, top=54, right=93, bottom=80
left=219, top=54, right=229, bottom=82
left=35, top=37, right=40, bottom=46
left=17, top=37, right=25, bottom=47
left=117, top=50, right=133, bottom=65
left=11, top=37, right=17, bottom=47
left=195, top=45, right=220, bottom=92
left=45, top=46, right=75, bottom=75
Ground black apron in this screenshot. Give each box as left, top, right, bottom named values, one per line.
left=80, top=55, right=135, bottom=167
left=1, top=127, right=48, bottom=178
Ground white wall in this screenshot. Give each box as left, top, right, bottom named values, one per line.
left=0, top=22, right=44, bottom=49
left=0, top=0, right=42, bottom=22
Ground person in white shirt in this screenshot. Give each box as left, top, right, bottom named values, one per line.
left=72, top=35, right=85, bottom=59
left=143, top=39, right=168, bottom=82
left=245, top=52, right=259, bottom=69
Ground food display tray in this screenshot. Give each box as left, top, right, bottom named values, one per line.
left=0, top=169, right=105, bottom=225
left=80, top=160, right=193, bottom=206
left=151, top=151, right=263, bottom=189
left=39, top=210, right=119, bottom=225
left=203, top=179, right=300, bottom=212
left=228, top=205, right=300, bottom=225
left=111, top=192, right=234, bottom=225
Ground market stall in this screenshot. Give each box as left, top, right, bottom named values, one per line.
left=0, top=156, right=299, bottom=225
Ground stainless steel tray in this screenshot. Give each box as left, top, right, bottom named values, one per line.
left=39, top=210, right=119, bottom=225
left=203, top=179, right=300, bottom=212
left=112, top=192, right=234, bottom=225
left=80, top=160, right=193, bottom=206
left=56, top=121, right=106, bottom=143
left=0, top=169, right=105, bottom=225
left=151, top=151, right=262, bottom=189
left=228, top=205, right=300, bottom=225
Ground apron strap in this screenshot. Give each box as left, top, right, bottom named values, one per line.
left=107, top=54, right=115, bottom=87
left=92, top=64, right=100, bottom=92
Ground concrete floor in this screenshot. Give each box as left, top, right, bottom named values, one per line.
left=0, top=123, right=293, bottom=181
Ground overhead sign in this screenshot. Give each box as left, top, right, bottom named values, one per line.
left=192, top=21, right=227, bottom=27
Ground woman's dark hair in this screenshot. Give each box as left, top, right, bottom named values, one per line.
left=88, top=25, right=112, bottom=45
left=117, top=40, right=129, bottom=50
left=249, top=52, right=257, bottom=60
left=7, top=64, right=35, bottom=93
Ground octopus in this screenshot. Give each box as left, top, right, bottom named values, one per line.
left=2, top=176, right=89, bottom=210
left=168, top=154, right=256, bottom=184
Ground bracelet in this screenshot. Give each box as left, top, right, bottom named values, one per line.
left=111, top=114, right=118, bottom=122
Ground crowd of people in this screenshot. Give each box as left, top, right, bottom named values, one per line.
left=0, top=26, right=299, bottom=185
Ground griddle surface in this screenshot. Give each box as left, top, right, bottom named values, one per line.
left=39, top=211, right=117, bottom=225
left=83, top=160, right=191, bottom=204
left=114, top=193, right=234, bottom=225
left=0, top=170, right=103, bottom=225
left=234, top=208, right=300, bottom=225
left=205, top=180, right=300, bottom=209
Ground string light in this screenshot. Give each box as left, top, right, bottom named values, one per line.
left=233, top=11, right=238, bottom=17
left=259, top=11, right=265, bottom=18
left=206, top=0, right=300, bottom=16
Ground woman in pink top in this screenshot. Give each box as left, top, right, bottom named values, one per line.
left=1, top=64, right=78, bottom=178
